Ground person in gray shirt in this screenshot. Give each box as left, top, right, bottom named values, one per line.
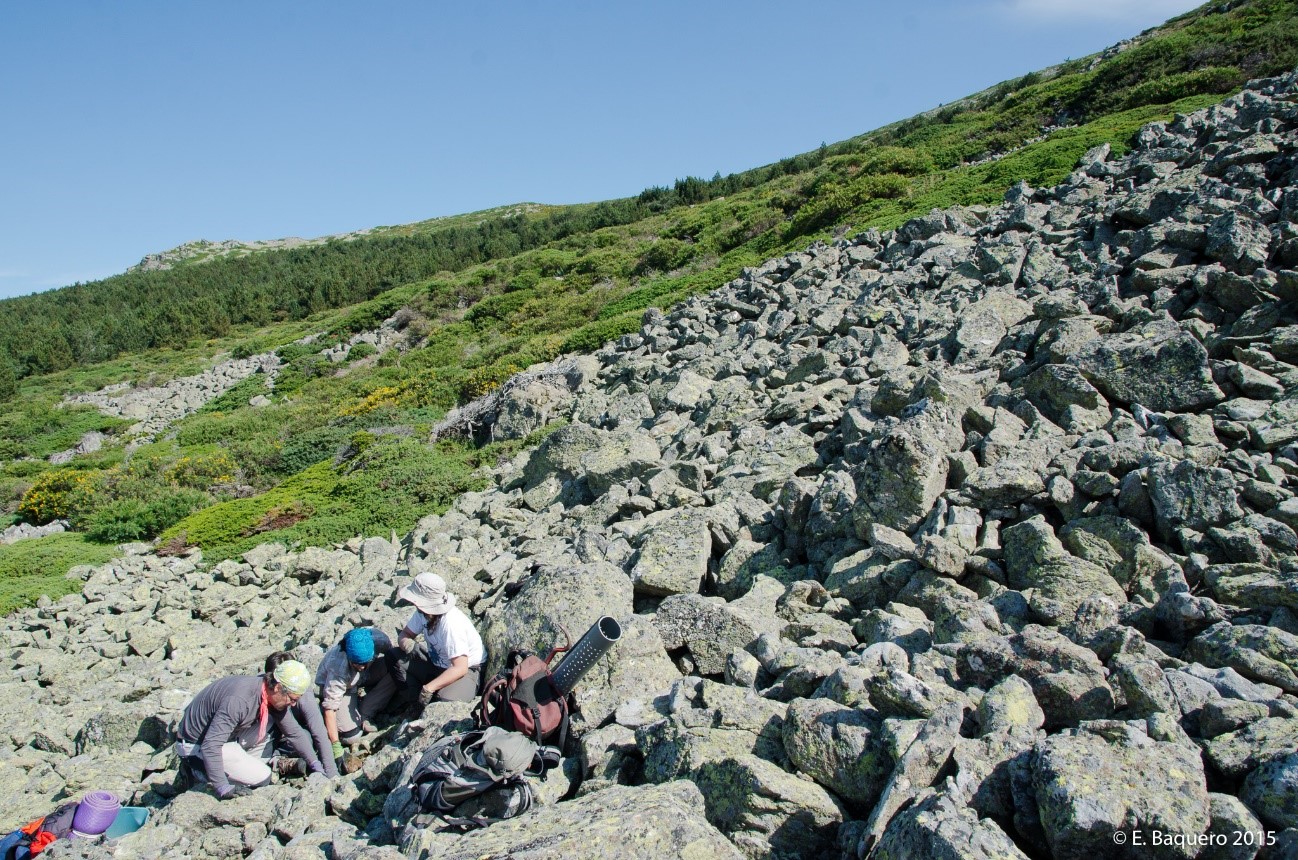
left=174, top=660, right=313, bottom=799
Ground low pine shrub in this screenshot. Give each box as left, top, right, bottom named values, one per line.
left=83, top=486, right=209, bottom=542
left=277, top=426, right=353, bottom=476
left=83, top=498, right=153, bottom=542
left=346, top=342, right=378, bottom=362
left=0, top=534, right=119, bottom=614
left=198, top=376, right=270, bottom=414
left=561, top=312, right=642, bottom=354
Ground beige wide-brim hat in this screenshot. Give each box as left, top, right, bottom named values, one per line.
left=397, top=572, right=457, bottom=615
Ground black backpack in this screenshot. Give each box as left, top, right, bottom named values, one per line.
left=408, top=728, right=550, bottom=830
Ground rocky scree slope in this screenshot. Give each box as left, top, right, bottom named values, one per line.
left=57, top=312, right=409, bottom=444
left=7, top=71, right=1298, bottom=859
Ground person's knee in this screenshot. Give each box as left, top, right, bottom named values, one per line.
left=436, top=685, right=475, bottom=704
left=230, top=763, right=273, bottom=787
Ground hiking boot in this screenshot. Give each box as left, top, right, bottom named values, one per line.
left=177, top=756, right=207, bottom=790
left=275, top=757, right=307, bottom=779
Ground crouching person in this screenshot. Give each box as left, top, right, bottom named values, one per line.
left=389, top=573, right=485, bottom=705
left=174, top=660, right=313, bottom=799
left=316, top=628, right=396, bottom=765
left=265, top=651, right=338, bottom=779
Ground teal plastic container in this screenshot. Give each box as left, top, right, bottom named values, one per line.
left=103, top=807, right=149, bottom=839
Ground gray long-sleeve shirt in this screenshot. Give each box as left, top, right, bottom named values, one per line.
left=276, top=691, right=338, bottom=777
left=177, top=674, right=315, bottom=792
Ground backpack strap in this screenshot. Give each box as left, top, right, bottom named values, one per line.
left=541, top=623, right=573, bottom=666
left=557, top=693, right=570, bottom=757
left=527, top=704, right=547, bottom=776
left=478, top=676, right=506, bottom=729
left=438, top=777, right=534, bottom=831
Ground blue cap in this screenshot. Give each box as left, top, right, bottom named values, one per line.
left=344, top=628, right=375, bottom=664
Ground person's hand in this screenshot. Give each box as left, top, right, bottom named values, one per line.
left=331, top=740, right=345, bottom=760
left=308, top=760, right=325, bottom=776
left=400, top=636, right=417, bottom=654
left=417, top=686, right=435, bottom=707
left=217, top=784, right=252, bottom=800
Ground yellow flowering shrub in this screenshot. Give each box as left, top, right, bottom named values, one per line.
left=17, top=469, right=103, bottom=525
left=339, top=385, right=403, bottom=417
left=163, top=452, right=238, bottom=489
left=461, top=364, right=521, bottom=401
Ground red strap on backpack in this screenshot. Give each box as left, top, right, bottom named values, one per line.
left=29, top=831, right=57, bottom=855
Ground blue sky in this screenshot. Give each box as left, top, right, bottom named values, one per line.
left=0, top=0, right=1203, bottom=299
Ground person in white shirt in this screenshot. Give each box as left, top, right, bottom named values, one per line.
left=389, top=572, right=486, bottom=704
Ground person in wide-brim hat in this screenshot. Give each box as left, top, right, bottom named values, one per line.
left=388, top=572, right=486, bottom=705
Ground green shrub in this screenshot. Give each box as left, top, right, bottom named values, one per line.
left=855, top=146, right=935, bottom=176
left=465, top=290, right=535, bottom=327
left=335, top=291, right=409, bottom=335
left=506, top=270, right=541, bottom=292
left=634, top=239, right=699, bottom=275
left=346, top=342, right=378, bottom=362
left=275, top=342, right=317, bottom=363
left=274, top=355, right=329, bottom=396
left=158, top=462, right=339, bottom=551
left=84, top=487, right=208, bottom=542
left=789, top=172, right=912, bottom=236
left=84, top=499, right=153, bottom=542
left=572, top=248, right=634, bottom=280
left=277, top=426, right=352, bottom=475
left=199, top=376, right=271, bottom=414
left=160, top=436, right=489, bottom=562
left=1108, top=66, right=1241, bottom=112
left=561, top=312, right=643, bottom=353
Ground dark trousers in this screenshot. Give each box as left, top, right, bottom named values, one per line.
left=386, top=643, right=481, bottom=703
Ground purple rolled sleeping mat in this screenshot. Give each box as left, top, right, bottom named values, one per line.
left=71, top=791, right=120, bottom=837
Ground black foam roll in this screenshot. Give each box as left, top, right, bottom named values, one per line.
left=551, top=616, right=622, bottom=696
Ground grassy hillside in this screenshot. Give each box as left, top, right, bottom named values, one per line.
left=2, top=0, right=1296, bottom=609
